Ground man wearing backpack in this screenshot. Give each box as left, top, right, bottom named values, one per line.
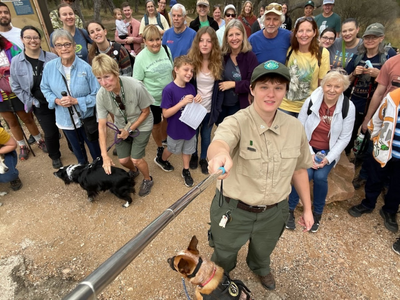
left=114, top=2, right=143, bottom=56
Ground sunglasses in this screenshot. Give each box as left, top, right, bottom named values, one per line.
left=266, top=4, right=282, bottom=11
left=225, top=13, right=236, bottom=17
left=115, top=95, right=125, bottom=110
left=298, top=16, right=314, bottom=23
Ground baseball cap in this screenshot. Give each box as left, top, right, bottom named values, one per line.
left=223, top=4, right=236, bottom=15
left=197, top=0, right=209, bottom=6
left=323, top=0, right=335, bottom=4
left=363, top=23, right=385, bottom=37
left=169, top=0, right=177, bottom=7
left=304, top=0, right=315, bottom=8
left=251, top=61, right=290, bottom=84
left=264, top=3, right=283, bottom=16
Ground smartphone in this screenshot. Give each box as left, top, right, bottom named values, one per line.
left=365, top=60, right=373, bottom=69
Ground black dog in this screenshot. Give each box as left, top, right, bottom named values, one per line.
left=54, top=159, right=135, bottom=208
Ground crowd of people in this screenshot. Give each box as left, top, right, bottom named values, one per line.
left=0, top=0, right=399, bottom=292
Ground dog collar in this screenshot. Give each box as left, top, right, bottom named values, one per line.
left=199, top=266, right=216, bottom=288
left=187, top=257, right=203, bottom=279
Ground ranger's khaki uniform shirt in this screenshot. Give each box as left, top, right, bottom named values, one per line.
left=214, top=105, right=312, bottom=206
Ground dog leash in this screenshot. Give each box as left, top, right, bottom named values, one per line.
left=106, top=121, right=140, bottom=152
left=181, top=278, right=192, bottom=300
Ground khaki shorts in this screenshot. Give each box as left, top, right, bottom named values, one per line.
left=116, top=130, right=151, bottom=160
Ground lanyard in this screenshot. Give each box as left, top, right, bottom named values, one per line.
left=110, top=78, right=128, bottom=124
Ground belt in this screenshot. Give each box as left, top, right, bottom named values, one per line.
left=225, top=197, right=277, bottom=213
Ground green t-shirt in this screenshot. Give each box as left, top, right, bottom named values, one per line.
left=200, top=19, right=210, bottom=28
left=315, top=12, right=341, bottom=36
left=133, top=46, right=173, bottom=106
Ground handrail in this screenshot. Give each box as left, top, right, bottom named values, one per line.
left=63, top=168, right=224, bottom=300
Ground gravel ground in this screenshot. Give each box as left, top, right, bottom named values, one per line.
left=0, top=130, right=399, bottom=300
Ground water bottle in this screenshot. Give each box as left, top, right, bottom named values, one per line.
left=353, top=133, right=365, bottom=155
left=314, top=150, right=326, bottom=164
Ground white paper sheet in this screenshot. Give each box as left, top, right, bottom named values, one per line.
left=179, top=102, right=207, bottom=130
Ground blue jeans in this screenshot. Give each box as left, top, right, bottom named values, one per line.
left=194, top=113, right=212, bottom=160
left=0, top=151, right=19, bottom=183
left=63, top=127, right=101, bottom=165
left=289, top=161, right=335, bottom=215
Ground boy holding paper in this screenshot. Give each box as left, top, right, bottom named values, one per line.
left=157, top=56, right=202, bottom=187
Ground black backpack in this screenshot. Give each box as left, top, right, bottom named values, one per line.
left=113, top=41, right=135, bottom=69
left=307, top=96, right=350, bottom=119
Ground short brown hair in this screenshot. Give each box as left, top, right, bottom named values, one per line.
left=173, top=55, right=194, bottom=79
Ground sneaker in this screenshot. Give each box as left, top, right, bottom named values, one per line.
left=27, top=134, right=35, bottom=145
left=182, top=169, right=194, bottom=187
left=199, top=159, right=209, bottom=175
left=352, top=176, right=366, bottom=190
left=162, top=139, right=167, bottom=146
left=286, top=210, right=296, bottom=230
left=393, top=238, right=400, bottom=256
left=154, top=157, right=174, bottom=172
left=10, top=177, right=22, bottom=191
left=259, top=273, right=275, bottom=290
left=37, top=139, right=48, bottom=153
left=52, top=158, right=63, bottom=169
left=379, top=208, right=398, bottom=233
left=189, top=154, right=198, bottom=169
left=310, top=213, right=322, bottom=233
left=128, top=168, right=140, bottom=179
left=139, top=176, right=154, bottom=197
left=19, top=145, right=30, bottom=161
left=348, top=203, right=373, bottom=217
left=157, top=146, right=164, bottom=160
left=112, top=148, right=117, bottom=156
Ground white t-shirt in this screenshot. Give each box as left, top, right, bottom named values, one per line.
left=1, top=27, right=23, bottom=50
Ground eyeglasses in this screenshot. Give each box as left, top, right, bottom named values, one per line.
left=321, top=36, right=335, bottom=41
left=54, top=42, right=73, bottom=49
left=115, top=95, right=125, bottom=110
left=363, top=35, right=380, bottom=41
left=266, top=4, right=282, bottom=11
left=225, top=13, right=236, bottom=17
left=23, top=36, right=40, bottom=41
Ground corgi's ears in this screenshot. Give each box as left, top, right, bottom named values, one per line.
left=187, top=235, right=199, bottom=255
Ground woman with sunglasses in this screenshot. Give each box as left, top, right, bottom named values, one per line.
left=238, top=0, right=256, bottom=38
left=218, top=20, right=258, bottom=122
left=286, top=70, right=355, bottom=233
left=280, top=17, right=330, bottom=117
left=139, top=0, right=170, bottom=36
left=92, top=54, right=155, bottom=197
left=10, top=26, right=61, bottom=168
left=41, top=29, right=101, bottom=165
left=49, top=3, right=92, bottom=63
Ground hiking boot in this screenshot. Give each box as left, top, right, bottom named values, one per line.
left=112, top=148, right=117, bottom=156
left=162, top=139, right=167, bottom=146
left=128, top=168, right=140, bottom=179
left=19, top=145, right=30, bottom=161
left=157, top=146, right=164, bottom=160
left=379, top=208, right=398, bottom=233
left=348, top=203, right=373, bottom=217
left=27, top=134, right=35, bottom=145
left=182, top=169, right=194, bottom=187
left=311, top=213, right=322, bottom=233
left=37, top=139, right=48, bottom=153
left=10, top=177, right=22, bottom=191
left=199, top=159, right=209, bottom=175
left=139, top=176, right=154, bottom=197
left=259, top=273, right=275, bottom=290
left=189, top=154, right=198, bottom=169
left=393, top=238, right=400, bottom=256
left=52, top=158, right=62, bottom=169
left=286, top=210, right=295, bottom=230
left=352, top=176, right=366, bottom=190
left=154, top=157, right=174, bottom=172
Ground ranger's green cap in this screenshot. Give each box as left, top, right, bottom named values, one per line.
left=251, top=60, right=291, bottom=84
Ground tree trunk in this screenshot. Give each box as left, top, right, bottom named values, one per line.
left=93, top=0, right=101, bottom=22
left=103, top=0, right=115, bottom=14
left=73, top=0, right=86, bottom=25
left=135, top=0, right=139, bottom=13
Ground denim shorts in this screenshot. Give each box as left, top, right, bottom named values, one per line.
left=167, top=135, right=196, bottom=155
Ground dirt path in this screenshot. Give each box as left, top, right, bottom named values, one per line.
left=0, top=131, right=399, bottom=300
